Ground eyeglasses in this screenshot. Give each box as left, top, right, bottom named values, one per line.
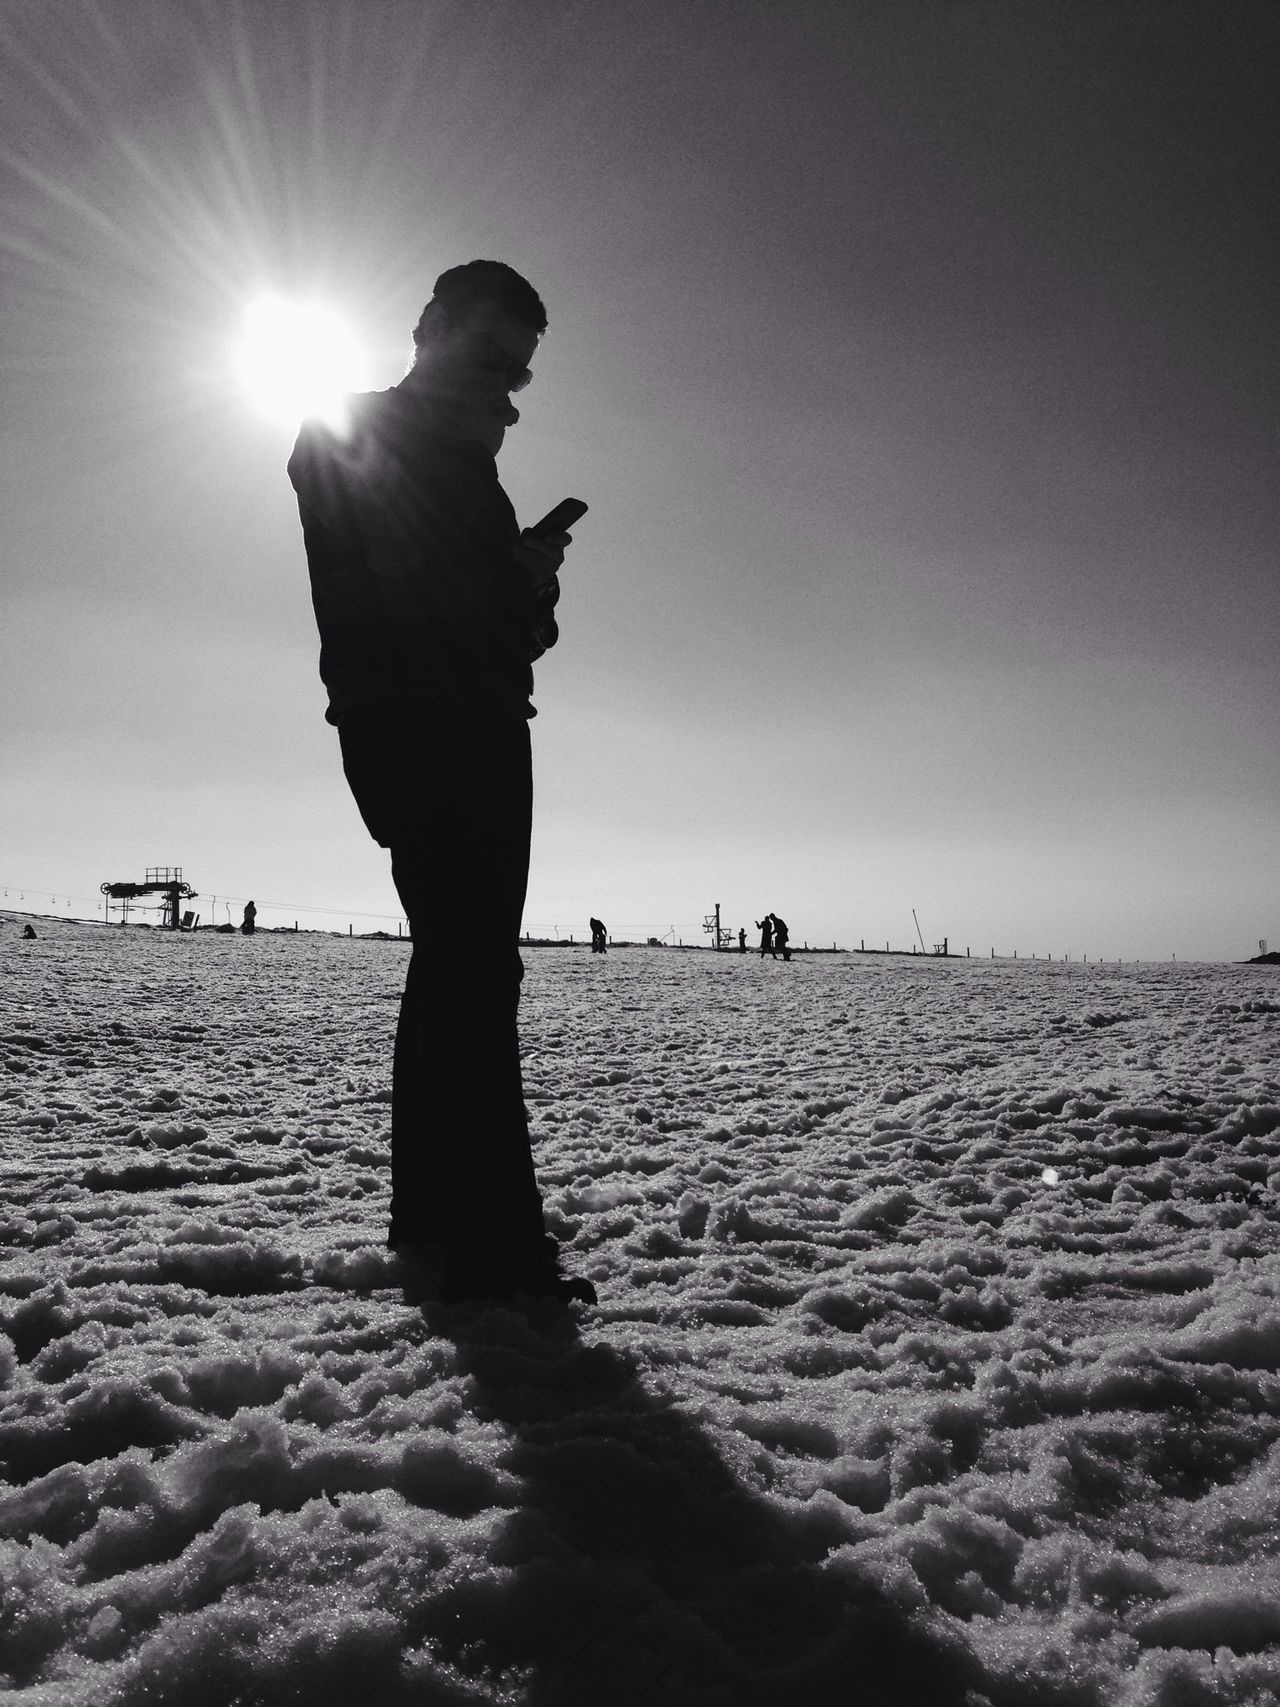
left=465, top=336, right=533, bottom=393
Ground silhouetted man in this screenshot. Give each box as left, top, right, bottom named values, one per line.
left=770, top=913, right=791, bottom=961
left=756, top=917, right=774, bottom=959
left=589, top=917, right=607, bottom=954
left=288, top=260, right=593, bottom=1306
left=241, top=901, right=256, bottom=935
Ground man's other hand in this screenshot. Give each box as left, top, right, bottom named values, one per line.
left=514, top=528, right=570, bottom=589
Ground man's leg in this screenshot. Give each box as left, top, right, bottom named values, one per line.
left=383, top=713, right=545, bottom=1252
left=387, top=878, right=544, bottom=1250
left=339, top=706, right=594, bottom=1300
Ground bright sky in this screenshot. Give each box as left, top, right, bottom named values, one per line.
left=2, top=0, right=1276, bottom=960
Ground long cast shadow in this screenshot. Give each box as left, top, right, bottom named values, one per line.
left=411, top=1298, right=994, bottom=1707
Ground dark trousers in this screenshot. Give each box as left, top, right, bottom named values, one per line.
left=337, top=703, right=545, bottom=1250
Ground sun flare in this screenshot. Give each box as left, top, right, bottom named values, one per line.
left=235, top=294, right=367, bottom=430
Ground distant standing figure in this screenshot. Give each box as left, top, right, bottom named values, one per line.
left=21, top=924, right=36, bottom=939
left=241, top=901, right=257, bottom=935
left=756, top=917, right=774, bottom=959
left=589, top=917, right=608, bottom=954
left=770, top=913, right=791, bottom=962
left=737, top=928, right=746, bottom=954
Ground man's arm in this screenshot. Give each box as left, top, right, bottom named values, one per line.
left=513, top=525, right=570, bottom=660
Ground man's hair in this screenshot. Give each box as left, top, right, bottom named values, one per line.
left=412, top=260, right=547, bottom=348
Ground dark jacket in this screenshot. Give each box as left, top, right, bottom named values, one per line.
left=288, top=386, right=557, bottom=724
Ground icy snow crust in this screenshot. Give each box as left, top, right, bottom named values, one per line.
left=2, top=922, right=1279, bottom=1706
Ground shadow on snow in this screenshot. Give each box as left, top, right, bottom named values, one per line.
left=415, top=1298, right=991, bottom=1707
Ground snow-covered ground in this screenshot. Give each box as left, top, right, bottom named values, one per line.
left=2, top=917, right=1279, bottom=1706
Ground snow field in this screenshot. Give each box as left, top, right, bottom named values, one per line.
left=1, top=919, right=1279, bottom=1705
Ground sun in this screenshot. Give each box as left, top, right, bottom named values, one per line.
left=235, top=294, right=368, bottom=431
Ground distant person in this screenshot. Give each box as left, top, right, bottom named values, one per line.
left=21, top=923, right=36, bottom=939
left=737, top=927, right=746, bottom=954
left=288, top=259, right=593, bottom=1307
left=590, top=917, right=608, bottom=954
left=241, top=901, right=257, bottom=935
left=770, top=913, right=791, bottom=961
left=756, top=917, right=774, bottom=959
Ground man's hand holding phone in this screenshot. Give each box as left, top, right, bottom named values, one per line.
left=514, top=498, right=588, bottom=591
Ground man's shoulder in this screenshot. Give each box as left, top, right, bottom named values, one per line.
left=288, top=388, right=425, bottom=511
left=289, top=388, right=395, bottom=460
left=287, top=387, right=514, bottom=546
left=289, top=387, right=498, bottom=476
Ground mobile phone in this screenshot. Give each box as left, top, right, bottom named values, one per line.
left=531, top=497, right=588, bottom=536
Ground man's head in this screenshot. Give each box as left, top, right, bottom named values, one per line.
left=407, top=261, right=547, bottom=453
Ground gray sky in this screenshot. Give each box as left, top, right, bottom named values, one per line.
left=3, top=0, right=1276, bottom=959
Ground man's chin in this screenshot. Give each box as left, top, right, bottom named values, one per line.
left=412, top=387, right=508, bottom=452
left=474, top=422, right=508, bottom=455
left=443, top=414, right=506, bottom=454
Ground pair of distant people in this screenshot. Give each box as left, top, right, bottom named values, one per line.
left=589, top=917, right=608, bottom=954
left=755, top=913, right=791, bottom=961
